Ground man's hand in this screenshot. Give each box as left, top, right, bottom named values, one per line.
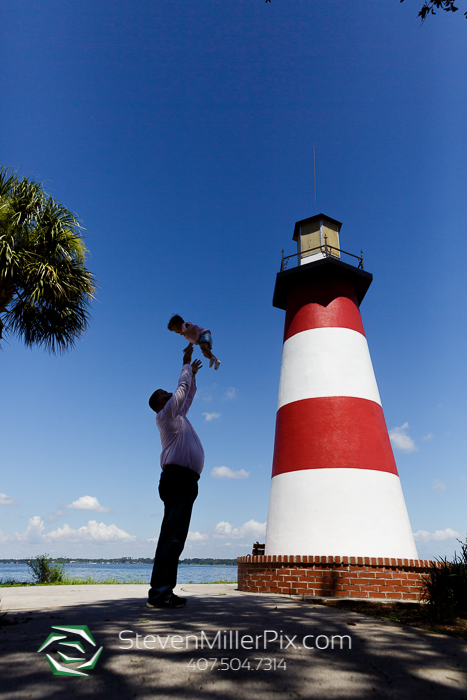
left=183, top=343, right=194, bottom=365
left=191, top=359, right=202, bottom=376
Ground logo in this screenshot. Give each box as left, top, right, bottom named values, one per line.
left=37, top=625, right=103, bottom=677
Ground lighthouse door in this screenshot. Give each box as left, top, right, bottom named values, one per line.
left=322, top=221, right=340, bottom=259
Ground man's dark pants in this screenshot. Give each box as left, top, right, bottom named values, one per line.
left=148, top=465, right=199, bottom=604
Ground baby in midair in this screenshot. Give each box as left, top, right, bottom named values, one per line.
left=168, top=315, right=220, bottom=370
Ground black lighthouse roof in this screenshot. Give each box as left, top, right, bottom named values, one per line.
left=273, top=256, right=373, bottom=311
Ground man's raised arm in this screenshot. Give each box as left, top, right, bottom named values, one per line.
left=160, top=346, right=201, bottom=420
left=182, top=359, right=202, bottom=416
left=158, top=345, right=194, bottom=420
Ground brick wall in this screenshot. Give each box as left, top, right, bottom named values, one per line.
left=237, top=555, right=439, bottom=600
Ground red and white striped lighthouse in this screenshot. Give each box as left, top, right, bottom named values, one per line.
left=266, top=214, right=418, bottom=560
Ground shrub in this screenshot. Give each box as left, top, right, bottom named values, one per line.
left=27, top=554, right=66, bottom=584
left=421, top=539, right=467, bottom=621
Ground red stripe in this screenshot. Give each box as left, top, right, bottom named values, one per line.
left=283, top=280, right=365, bottom=342
left=272, top=396, right=398, bottom=478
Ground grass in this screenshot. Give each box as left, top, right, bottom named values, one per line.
left=0, top=576, right=146, bottom=587
left=0, top=578, right=19, bottom=587
left=313, top=598, right=467, bottom=639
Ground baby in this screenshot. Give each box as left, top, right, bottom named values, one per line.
left=168, top=315, right=221, bottom=370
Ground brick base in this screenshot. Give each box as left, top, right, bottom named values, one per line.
left=237, top=555, right=438, bottom=601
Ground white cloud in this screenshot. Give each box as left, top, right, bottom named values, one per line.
left=214, top=519, right=266, bottom=540
left=187, top=531, right=209, bottom=542
left=23, top=516, right=46, bottom=543
left=389, top=423, right=418, bottom=453
left=0, top=516, right=135, bottom=545
left=432, top=479, right=446, bottom=494
left=211, top=466, right=250, bottom=480
left=413, top=528, right=464, bottom=543
left=45, top=520, right=135, bottom=543
left=214, top=521, right=233, bottom=537
left=0, top=493, right=19, bottom=505
left=202, top=412, right=221, bottom=422
left=422, top=433, right=433, bottom=441
left=413, top=530, right=430, bottom=542
left=224, top=387, right=237, bottom=400
left=0, top=516, right=46, bottom=544
left=67, top=496, right=111, bottom=513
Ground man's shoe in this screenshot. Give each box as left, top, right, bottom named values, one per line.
left=147, top=594, right=187, bottom=609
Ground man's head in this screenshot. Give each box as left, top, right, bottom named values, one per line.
left=149, top=389, right=173, bottom=413
left=168, top=314, right=184, bottom=333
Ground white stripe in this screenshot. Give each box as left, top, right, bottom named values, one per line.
left=277, top=327, right=381, bottom=410
left=265, top=468, right=418, bottom=559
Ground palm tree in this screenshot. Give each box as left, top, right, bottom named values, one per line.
left=0, top=166, right=96, bottom=353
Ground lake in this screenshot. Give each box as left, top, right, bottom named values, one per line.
left=0, top=563, right=237, bottom=584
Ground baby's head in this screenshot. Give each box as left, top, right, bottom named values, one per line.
left=168, top=314, right=184, bottom=334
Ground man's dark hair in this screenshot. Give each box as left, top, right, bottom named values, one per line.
left=149, top=390, right=163, bottom=413
left=168, top=314, right=184, bottom=330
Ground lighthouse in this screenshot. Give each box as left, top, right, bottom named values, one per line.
left=265, top=214, right=418, bottom=560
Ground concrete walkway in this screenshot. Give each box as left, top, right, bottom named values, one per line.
left=1, top=583, right=466, bottom=699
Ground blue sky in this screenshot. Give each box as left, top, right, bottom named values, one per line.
left=1, top=0, right=466, bottom=561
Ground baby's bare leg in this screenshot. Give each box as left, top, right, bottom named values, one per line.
left=199, top=342, right=214, bottom=359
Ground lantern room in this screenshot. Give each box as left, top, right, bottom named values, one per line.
left=293, top=213, right=342, bottom=266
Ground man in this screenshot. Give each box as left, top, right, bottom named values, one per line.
left=147, top=344, right=204, bottom=609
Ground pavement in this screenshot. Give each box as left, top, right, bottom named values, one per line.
left=1, top=583, right=466, bottom=700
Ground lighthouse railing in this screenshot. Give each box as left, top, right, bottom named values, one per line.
left=280, top=241, right=364, bottom=272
